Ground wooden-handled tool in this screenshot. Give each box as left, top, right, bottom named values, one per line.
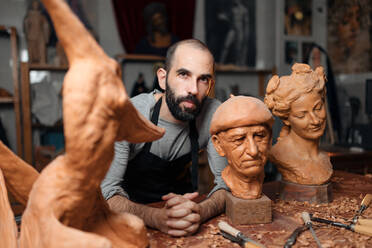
left=301, top=212, right=323, bottom=248
left=357, top=218, right=372, bottom=227
left=352, top=194, right=372, bottom=224
left=218, top=221, right=266, bottom=248
left=311, top=215, right=372, bottom=237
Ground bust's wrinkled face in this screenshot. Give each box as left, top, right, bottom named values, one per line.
left=285, top=91, right=326, bottom=140
left=213, top=125, right=270, bottom=178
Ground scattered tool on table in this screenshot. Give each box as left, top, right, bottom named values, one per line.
left=310, top=215, right=372, bottom=237
left=352, top=194, right=372, bottom=224
left=283, top=220, right=308, bottom=248
left=302, top=212, right=323, bottom=248
left=218, top=221, right=266, bottom=248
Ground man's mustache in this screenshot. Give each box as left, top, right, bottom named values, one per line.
left=176, top=94, right=200, bottom=107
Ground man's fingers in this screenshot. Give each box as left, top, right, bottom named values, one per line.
left=166, top=196, right=188, bottom=208
left=168, top=229, right=187, bottom=237
left=162, top=192, right=178, bottom=201
left=167, top=208, right=191, bottom=218
left=185, top=223, right=199, bottom=235
left=166, top=219, right=192, bottom=229
left=183, top=192, right=199, bottom=200
left=182, top=213, right=200, bottom=223
left=171, top=201, right=200, bottom=213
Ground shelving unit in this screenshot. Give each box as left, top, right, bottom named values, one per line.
left=0, top=26, right=22, bottom=157
left=21, top=62, right=68, bottom=164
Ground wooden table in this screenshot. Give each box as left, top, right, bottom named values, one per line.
left=147, top=171, right=372, bottom=247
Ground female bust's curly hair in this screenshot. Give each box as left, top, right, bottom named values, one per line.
left=264, top=63, right=326, bottom=138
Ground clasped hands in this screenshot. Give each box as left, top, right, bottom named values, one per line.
left=155, top=192, right=201, bottom=236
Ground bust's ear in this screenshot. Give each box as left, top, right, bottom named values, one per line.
left=282, top=119, right=290, bottom=126
left=157, top=68, right=167, bottom=91
left=212, top=134, right=226, bottom=157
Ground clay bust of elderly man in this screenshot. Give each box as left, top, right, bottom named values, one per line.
left=210, top=96, right=274, bottom=199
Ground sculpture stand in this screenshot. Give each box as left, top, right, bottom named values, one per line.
left=225, top=191, right=272, bottom=225
left=279, top=180, right=332, bottom=203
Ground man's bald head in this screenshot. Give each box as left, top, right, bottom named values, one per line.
left=165, top=39, right=215, bottom=72
left=210, top=96, right=274, bottom=135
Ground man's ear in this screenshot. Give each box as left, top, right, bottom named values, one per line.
left=212, top=134, right=226, bottom=157
left=157, top=68, right=167, bottom=91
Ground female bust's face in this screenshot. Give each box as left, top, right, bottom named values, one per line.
left=286, top=91, right=326, bottom=140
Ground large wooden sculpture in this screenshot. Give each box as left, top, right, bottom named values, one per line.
left=0, top=0, right=165, bottom=247
left=264, top=63, right=333, bottom=203
left=210, top=96, right=274, bottom=224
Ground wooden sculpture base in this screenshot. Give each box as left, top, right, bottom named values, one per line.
left=225, top=191, right=272, bottom=225
left=279, top=180, right=332, bottom=203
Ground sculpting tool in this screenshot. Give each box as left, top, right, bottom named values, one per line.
left=218, top=221, right=266, bottom=248
left=302, top=212, right=323, bottom=248
left=352, top=194, right=372, bottom=224
left=283, top=225, right=308, bottom=248
left=310, top=215, right=372, bottom=236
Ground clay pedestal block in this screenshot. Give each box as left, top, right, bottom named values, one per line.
left=225, top=192, right=272, bottom=225
left=279, top=180, right=332, bottom=204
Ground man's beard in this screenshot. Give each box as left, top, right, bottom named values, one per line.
left=165, top=79, right=204, bottom=122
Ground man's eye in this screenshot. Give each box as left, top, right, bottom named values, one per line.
left=179, top=71, right=188, bottom=77
left=198, top=77, right=209, bottom=84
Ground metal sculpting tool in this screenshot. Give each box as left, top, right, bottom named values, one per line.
left=218, top=221, right=266, bottom=248
left=310, top=215, right=372, bottom=236
left=352, top=194, right=372, bottom=224
left=302, top=212, right=323, bottom=248
left=283, top=225, right=308, bottom=248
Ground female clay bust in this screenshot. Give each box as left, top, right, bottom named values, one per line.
left=264, top=63, right=333, bottom=185
left=210, top=96, right=274, bottom=199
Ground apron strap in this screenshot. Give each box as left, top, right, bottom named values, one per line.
left=143, top=97, right=162, bottom=153
left=189, top=119, right=199, bottom=191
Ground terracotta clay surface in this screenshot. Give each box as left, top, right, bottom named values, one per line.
left=147, top=171, right=372, bottom=247
left=0, top=0, right=165, bottom=247
left=210, top=96, right=274, bottom=199
left=225, top=191, right=271, bottom=225
left=265, top=63, right=333, bottom=185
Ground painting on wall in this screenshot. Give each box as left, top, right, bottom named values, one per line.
left=285, top=41, right=298, bottom=64
left=284, top=0, right=312, bottom=36
left=328, top=0, right=372, bottom=74
left=205, top=0, right=256, bottom=68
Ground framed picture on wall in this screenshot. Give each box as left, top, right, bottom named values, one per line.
left=285, top=41, right=298, bottom=64
left=205, top=0, right=256, bottom=68
left=327, top=0, right=372, bottom=74
left=284, top=0, right=312, bottom=36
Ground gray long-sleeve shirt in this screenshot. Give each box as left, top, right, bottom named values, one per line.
left=101, top=91, right=228, bottom=201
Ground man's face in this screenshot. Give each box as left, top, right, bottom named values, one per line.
left=215, top=125, right=271, bottom=178
left=164, top=45, right=214, bottom=121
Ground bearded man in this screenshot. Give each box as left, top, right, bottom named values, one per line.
left=101, top=39, right=228, bottom=237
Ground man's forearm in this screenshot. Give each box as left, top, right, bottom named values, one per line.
left=199, top=189, right=226, bottom=222
left=107, top=194, right=160, bottom=229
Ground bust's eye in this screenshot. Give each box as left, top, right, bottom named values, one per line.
left=254, top=131, right=267, bottom=138
left=233, top=136, right=245, bottom=145
left=293, top=112, right=305, bottom=119
left=314, top=102, right=323, bottom=111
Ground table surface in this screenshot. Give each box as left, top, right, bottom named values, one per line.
left=147, top=171, right=372, bottom=248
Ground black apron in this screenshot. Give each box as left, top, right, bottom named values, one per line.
left=123, top=98, right=199, bottom=204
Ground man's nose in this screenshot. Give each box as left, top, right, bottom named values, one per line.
left=187, top=78, right=198, bottom=95
left=245, top=136, right=258, bottom=157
